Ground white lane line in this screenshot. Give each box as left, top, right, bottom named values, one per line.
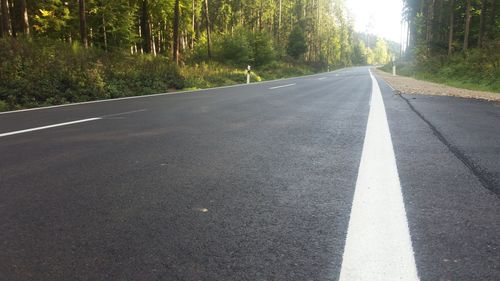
left=269, top=83, right=296, bottom=90
left=318, top=77, right=327, bottom=80
left=339, top=70, right=419, bottom=281
left=102, top=109, right=148, bottom=118
left=0, top=109, right=150, bottom=138
left=0, top=118, right=101, bottom=138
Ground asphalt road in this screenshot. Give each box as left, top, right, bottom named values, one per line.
left=0, top=67, right=498, bottom=280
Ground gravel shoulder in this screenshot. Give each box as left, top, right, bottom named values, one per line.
left=373, top=68, right=500, bottom=101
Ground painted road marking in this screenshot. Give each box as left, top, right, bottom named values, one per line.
left=0, top=68, right=351, bottom=115
left=339, top=70, right=419, bottom=281
left=269, top=83, right=296, bottom=90
left=102, top=109, right=148, bottom=118
left=0, top=109, right=149, bottom=138
left=0, top=118, right=101, bottom=138
left=318, top=77, right=327, bottom=80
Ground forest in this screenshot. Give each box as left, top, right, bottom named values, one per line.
left=0, top=0, right=395, bottom=111
left=395, top=0, right=500, bottom=92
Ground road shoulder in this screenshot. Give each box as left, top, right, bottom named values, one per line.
left=373, top=68, right=500, bottom=102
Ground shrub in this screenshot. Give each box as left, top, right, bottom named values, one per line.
left=213, top=28, right=251, bottom=67
left=287, top=25, right=307, bottom=59
left=249, top=31, right=276, bottom=67
left=0, top=38, right=185, bottom=110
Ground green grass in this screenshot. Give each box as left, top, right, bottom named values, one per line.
left=380, top=49, right=500, bottom=93
left=0, top=38, right=322, bottom=112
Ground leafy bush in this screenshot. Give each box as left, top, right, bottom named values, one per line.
left=0, top=37, right=323, bottom=111
left=212, top=28, right=276, bottom=67
left=213, top=28, right=252, bottom=67
left=249, top=31, right=276, bottom=67
left=287, top=25, right=307, bottom=59
left=0, top=38, right=184, bottom=110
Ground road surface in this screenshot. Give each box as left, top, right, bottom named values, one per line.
left=1, top=67, right=499, bottom=280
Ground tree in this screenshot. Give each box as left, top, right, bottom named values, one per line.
left=463, top=0, right=472, bottom=53
left=373, top=38, right=389, bottom=64
left=448, top=0, right=454, bottom=56
left=173, top=0, right=180, bottom=64
left=203, top=0, right=212, bottom=59
left=20, top=0, right=29, bottom=35
left=490, top=0, right=497, bottom=39
left=1, top=0, right=11, bottom=37
left=478, top=0, right=485, bottom=48
left=140, top=0, right=152, bottom=53
left=287, top=25, right=307, bottom=59
left=79, top=0, right=88, bottom=47
left=426, top=0, right=435, bottom=54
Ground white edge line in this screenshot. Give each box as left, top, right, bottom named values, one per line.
left=0, top=68, right=353, bottom=115
left=0, top=118, right=102, bottom=138
left=269, top=83, right=296, bottom=90
left=370, top=67, right=396, bottom=91
left=339, top=69, right=419, bottom=280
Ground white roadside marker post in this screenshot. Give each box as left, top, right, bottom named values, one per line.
left=392, top=57, right=396, bottom=76
left=246, top=65, right=251, bottom=84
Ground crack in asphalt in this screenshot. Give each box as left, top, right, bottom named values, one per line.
left=398, top=94, right=499, bottom=198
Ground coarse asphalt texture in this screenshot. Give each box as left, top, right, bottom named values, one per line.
left=0, top=67, right=499, bottom=280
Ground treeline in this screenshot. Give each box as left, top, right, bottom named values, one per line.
left=0, top=0, right=396, bottom=66
left=399, top=0, right=500, bottom=92
left=0, top=0, right=395, bottom=110
left=403, top=0, right=499, bottom=56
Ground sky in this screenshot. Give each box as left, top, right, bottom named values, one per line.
left=345, top=0, right=404, bottom=43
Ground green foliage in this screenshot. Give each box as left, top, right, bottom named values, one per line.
left=250, top=31, right=276, bottom=67
left=0, top=38, right=183, bottom=110
left=381, top=48, right=500, bottom=93
left=2, top=0, right=399, bottom=110
left=213, top=29, right=252, bottom=66
left=32, top=0, right=73, bottom=37
left=287, top=25, right=308, bottom=59
left=373, top=39, right=390, bottom=65
left=0, top=37, right=323, bottom=111
left=352, top=40, right=368, bottom=65
left=212, top=28, right=276, bottom=67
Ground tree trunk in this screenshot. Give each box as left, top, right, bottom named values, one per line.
left=426, top=0, right=435, bottom=54
left=478, top=0, right=485, bottom=47
left=491, top=0, right=497, bottom=39
left=7, top=0, right=14, bottom=36
left=79, top=0, right=88, bottom=47
left=137, top=19, right=143, bottom=53
left=438, top=0, right=444, bottom=42
left=0, top=8, right=3, bottom=37
left=278, top=0, right=282, bottom=31
left=1, top=0, right=11, bottom=36
left=20, top=0, right=28, bottom=35
left=448, top=0, right=454, bottom=56
left=173, top=0, right=180, bottom=64
left=463, top=0, right=471, bottom=53
left=191, top=0, right=195, bottom=49
left=140, top=0, right=152, bottom=53
left=102, top=13, right=108, bottom=51
left=203, top=0, right=212, bottom=59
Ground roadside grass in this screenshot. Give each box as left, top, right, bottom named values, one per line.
left=380, top=49, right=500, bottom=93
left=0, top=38, right=322, bottom=112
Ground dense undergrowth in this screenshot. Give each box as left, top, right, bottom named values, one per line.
left=0, top=38, right=319, bottom=112
left=380, top=48, right=500, bottom=93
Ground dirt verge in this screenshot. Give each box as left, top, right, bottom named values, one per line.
left=373, top=68, right=500, bottom=102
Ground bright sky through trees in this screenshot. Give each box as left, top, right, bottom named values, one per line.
left=346, top=0, right=403, bottom=43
